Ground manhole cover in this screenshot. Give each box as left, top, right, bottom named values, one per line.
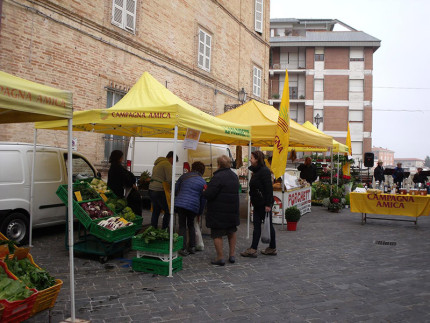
left=374, top=240, right=397, bottom=246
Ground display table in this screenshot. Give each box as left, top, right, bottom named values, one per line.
left=272, top=186, right=311, bottom=224
left=350, top=192, right=430, bottom=224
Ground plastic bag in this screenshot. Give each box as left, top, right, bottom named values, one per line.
left=260, top=212, right=271, bottom=244
left=195, top=217, right=204, bottom=251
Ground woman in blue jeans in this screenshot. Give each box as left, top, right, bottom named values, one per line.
left=241, top=151, right=276, bottom=257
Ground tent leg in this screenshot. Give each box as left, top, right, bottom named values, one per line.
left=169, top=126, right=178, bottom=277
left=67, top=120, right=76, bottom=322
left=330, top=148, right=333, bottom=195
left=131, top=137, right=136, bottom=173
left=246, top=142, right=251, bottom=239
left=337, top=152, right=340, bottom=186
left=281, top=174, right=285, bottom=230
left=29, top=129, right=37, bottom=247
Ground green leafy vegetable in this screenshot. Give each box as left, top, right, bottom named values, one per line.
left=4, top=258, right=56, bottom=291
left=135, top=226, right=179, bottom=244
left=0, top=266, right=34, bottom=301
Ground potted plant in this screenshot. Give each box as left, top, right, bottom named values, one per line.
left=138, top=170, right=151, bottom=190
left=285, top=206, right=301, bottom=231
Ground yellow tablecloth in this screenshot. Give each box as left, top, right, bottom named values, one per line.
left=350, top=192, right=430, bottom=217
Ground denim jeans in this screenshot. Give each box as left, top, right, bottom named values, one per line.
left=149, top=190, right=170, bottom=229
left=177, top=207, right=196, bottom=249
left=251, top=206, right=276, bottom=250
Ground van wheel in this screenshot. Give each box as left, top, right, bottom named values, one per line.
left=1, top=212, right=29, bottom=245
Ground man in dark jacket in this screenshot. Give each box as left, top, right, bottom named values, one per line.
left=203, top=155, right=239, bottom=266
left=413, top=167, right=428, bottom=186
left=297, top=157, right=318, bottom=185
left=392, top=162, right=405, bottom=187
left=374, top=160, right=385, bottom=183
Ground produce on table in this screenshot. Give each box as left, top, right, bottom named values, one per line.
left=88, top=178, right=111, bottom=194
left=0, top=266, right=34, bottom=301
left=97, top=217, right=133, bottom=231
left=119, top=207, right=136, bottom=222
left=134, top=226, right=179, bottom=244
left=106, top=198, right=128, bottom=213
left=73, top=184, right=99, bottom=201
left=80, top=200, right=114, bottom=220
left=4, top=257, right=56, bottom=291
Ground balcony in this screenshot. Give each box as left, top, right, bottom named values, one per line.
left=270, top=63, right=306, bottom=73
left=270, top=89, right=306, bottom=103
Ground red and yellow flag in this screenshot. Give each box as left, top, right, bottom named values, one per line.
left=271, top=70, right=290, bottom=179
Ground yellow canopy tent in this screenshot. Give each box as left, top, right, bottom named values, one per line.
left=302, top=121, right=349, bottom=154
left=216, top=99, right=332, bottom=148
left=36, top=71, right=251, bottom=276
left=36, top=72, right=251, bottom=145
left=0, top=70, right=77, bottom=321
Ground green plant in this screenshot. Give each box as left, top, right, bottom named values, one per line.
left=299, top=95, right=305, bottom=99
left=272, top=93, right=280, bottom=99
left=285, top=206, right=301, bottom=222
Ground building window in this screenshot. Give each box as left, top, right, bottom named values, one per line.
left=111, top=0, right=137, bottom=32
left=253, top=66, right=262, bottom=97
left=104, top=89, right=130, bottom=164
left=314, top=79, right=324, bottom=92
left=254, top=0, right=263, bottom=33
left=350, top=48, right=364, bottom=61
left=315, top=54, right=324, bottom=61
left=198, top=29, right=212, bottom=72
left=349, top=79, right=364, bottom=92
left=289, top=87, right=298, bottom=99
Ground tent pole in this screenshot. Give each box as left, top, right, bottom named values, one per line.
left=247, top=142, right=251, bottom=239
left=169, top=126, right=178, bottom=277
left=29, top=129, right=37, bottom=247
left=131, top=137, right=136, bottom=173
left=281, top=173, right=285, bottom=230
left=67, top=120, right=76, bottom=322
left=337, top=152, right=340, bottom=186
left=330, top=148, right=333, bottom=195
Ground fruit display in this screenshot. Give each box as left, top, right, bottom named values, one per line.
left=79, top=201, right=114, bottom=219
left=97, top=217, right=133, bottom=230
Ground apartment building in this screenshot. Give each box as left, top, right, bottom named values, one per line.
left=372, top=146, right=395, bottom=167
left=268, top=18, right=380, bottom=162
left=0, top=0, right=270, bottom=170
left=394, top=158, right=424, bottom=172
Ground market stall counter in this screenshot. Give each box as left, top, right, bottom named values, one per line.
left=350, top=191, right=430, bottom=225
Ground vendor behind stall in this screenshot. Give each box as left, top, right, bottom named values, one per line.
left=297, top=157, right=318, bottom=185
left=392, top=162, right=405, bottom=187
left=413, top=167, right=428, bottom=186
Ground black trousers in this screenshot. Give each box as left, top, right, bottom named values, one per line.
left=251, top=206, right=276, bottom=250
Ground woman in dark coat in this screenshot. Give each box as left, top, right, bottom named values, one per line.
left=241, top=150, right=276, bottom=257
left=175, top=161, right=207, bottom=256
left=107, top=150, right=141, bottom=216
left=203, top=155, right=240, bottom=266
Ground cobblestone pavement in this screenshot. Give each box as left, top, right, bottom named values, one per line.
left=25, top=207, right=430, bottom=323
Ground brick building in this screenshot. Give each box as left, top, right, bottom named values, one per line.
left=0, top=0, right=270, bottom=170
left=372, top=146, right=395, bottom=167
left=268, top=18, right=380, bottom=162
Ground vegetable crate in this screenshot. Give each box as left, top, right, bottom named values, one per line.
left=90, top=218, right=139, bottom=243
left=132, top=256, right=182, bottom=276
left=136, top=250, right=178, bottom=262
left=3, top=253, right=63, bottom=317
left=0, top=261, right=38, bottom=323
left=132, top=236, right=183, bottom=254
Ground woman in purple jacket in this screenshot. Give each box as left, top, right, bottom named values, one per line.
left=175, top=161, right=207, bottom=256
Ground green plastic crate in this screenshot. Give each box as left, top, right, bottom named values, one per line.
left=132, top=216, right=143, bottom=228
left=89, top=218, right=137, bottom=243
left=56, top=182, right=99, bottom=205
left=132, top=236, right=183, bottom=253
left=132, top=256, right=182, bottom=276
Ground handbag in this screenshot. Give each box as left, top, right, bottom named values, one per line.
left=260, top=212, right=271, bottom=244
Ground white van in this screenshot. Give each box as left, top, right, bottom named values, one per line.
left=0, top=142, right=99, bottom=243
left=127, top=138, right=234, bottom=179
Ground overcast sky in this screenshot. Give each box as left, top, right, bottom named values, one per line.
left=270, top=0, right=430, bottom=160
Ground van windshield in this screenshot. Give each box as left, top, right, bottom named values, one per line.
left=64, top=154, right=96, bottom=181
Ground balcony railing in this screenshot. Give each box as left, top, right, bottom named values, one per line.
left=270, top=63, right=306, bottom=70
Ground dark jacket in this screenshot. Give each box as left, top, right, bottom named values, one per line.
left=202, top=168, right=240, bottom=229
left=413, top=172, right=428, bottom=185
left=107, top=163, right=135, bottom=198
left=297, top=163, right=318, bottom=184
left=392, top=167, right=404, bottom=183
left=175, top=171, right=207, bottom=215
left=374, top=165, right=385, bottom=182
left=248, top=164, right=273, bottom=208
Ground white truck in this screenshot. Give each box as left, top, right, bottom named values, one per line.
left=126, top=138, right=235, bottom=179
left=0, top=142, right=99, bottom=243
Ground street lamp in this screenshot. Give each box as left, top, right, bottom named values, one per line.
left=238, top=87, right=247, bottom=104
left=314, top=113, right=323, bottom=129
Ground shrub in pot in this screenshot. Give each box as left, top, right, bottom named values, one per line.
left=285, top=206, right=301, bottom=231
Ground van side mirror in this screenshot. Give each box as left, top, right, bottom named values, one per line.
left=96, top=172, right=101, bottom=179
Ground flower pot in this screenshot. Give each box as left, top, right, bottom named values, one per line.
left=287, top=222, right=298, bottom=231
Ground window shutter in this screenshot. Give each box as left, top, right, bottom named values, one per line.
left=253, top=66, right=262, bottom=97
left=125, top=0, right=136, bottom=31
left=198, top=29, right=211, bottom=72
left=112, top=0, right=124, bottom=27
left=254, top=0, right=263, bottom=33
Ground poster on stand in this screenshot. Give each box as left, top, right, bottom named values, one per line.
left=272, top=186, right=312, bottom=224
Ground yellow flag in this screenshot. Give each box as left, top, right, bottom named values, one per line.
left=346, top=123, right=352, bottom=156
left=342, top=163, right=351, bottom=177
left=271, top=70, right=291, bottom=179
